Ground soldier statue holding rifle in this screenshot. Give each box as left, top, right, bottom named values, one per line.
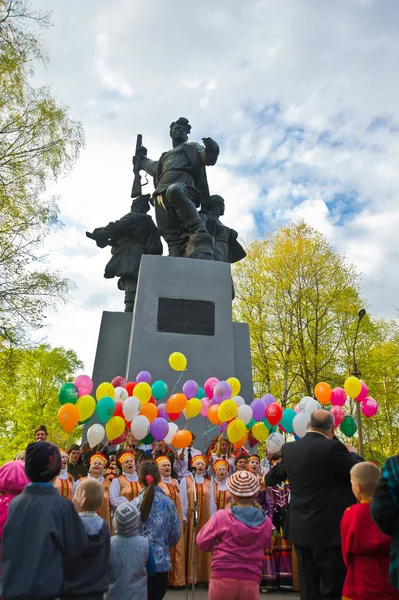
left=133, top=117, right=220, bottom=259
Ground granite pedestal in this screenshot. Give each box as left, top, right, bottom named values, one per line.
left=89, top=255, right=253, bottom=451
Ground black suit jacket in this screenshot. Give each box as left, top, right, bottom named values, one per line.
left=265, top=431, right=363, bottom=547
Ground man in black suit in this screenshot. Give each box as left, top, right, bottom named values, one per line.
left=265, top=409, right=363, bottom=600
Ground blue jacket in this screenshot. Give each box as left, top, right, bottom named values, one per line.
left=131, top=487, right=181, bottom=572
left=371, top=455, right=399, bottom=590
left=1, top=484, right=87, bottom=600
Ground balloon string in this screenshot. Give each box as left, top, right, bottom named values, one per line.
left=98, top=441, right=109, bottom=454
left=170, top=369, right=186, bottom=396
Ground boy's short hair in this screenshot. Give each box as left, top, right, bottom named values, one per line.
left=79, top=479, right=104, bottom=511
left=351, top=461, right=381, bottom=497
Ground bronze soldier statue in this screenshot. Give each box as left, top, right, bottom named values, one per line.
left=134, top=117, right=219, bottom=259
left=86, top=194, right=162, bottom=312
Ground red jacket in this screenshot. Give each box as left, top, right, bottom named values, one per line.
left=341, top=501, right=399, bottom=600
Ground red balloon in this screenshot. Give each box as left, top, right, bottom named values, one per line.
left=125, top=382, right=136, bottom=396
left=114, top=401, right=124, bottom=418
left=247, top=430, right=258, bottom=448
left=109, top=429, right=128, bottom=445
left=112, top=376, right=127, bottom=388
left=148, top=396, right=157, bottom=405
left=266, top=403, right=283, bottom=426
left=168, top=413, right=181, bottom=422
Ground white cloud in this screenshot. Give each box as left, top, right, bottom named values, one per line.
left=31, top=0, right=399, bottom=371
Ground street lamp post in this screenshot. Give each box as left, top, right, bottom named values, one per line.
left=352, top=308, right=366, bottom=457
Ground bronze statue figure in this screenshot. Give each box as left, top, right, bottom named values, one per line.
left=86, top=194, right=162, bottom=312
left=134, top=117, right=219, bottom=259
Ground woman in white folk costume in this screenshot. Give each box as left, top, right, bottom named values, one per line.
left=179, top=454, right=212, bottom=584
left=109, top=451, right=142, bottom=510
left=208, top=436, right=235, bottom=476
left=54, top=449, right=74, bottom=500
left=156, top=456, right=186, bottom=587
left=73, top=453, right=112, bottom=528
left=210, top=459, right=232, bottom=514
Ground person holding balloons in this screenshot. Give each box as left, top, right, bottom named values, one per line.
left=73, top=453, right=112, bottom=528
left=208, top=436, right=235, bottom=477
left=179, top=454, right=212, bottom=585
left=54, top=449, right=74, bottom=500
left=156, top=455, right=186, bottom=588
left=110, top=451, right=142, bottom=511
left=174, top=434, right=201, bottom=481
left=210, top=459, right=232, bottom=513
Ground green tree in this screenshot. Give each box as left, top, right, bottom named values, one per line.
left=0, top=343, right=83, bottom=462
left=0, top=1, right=84, bottom=341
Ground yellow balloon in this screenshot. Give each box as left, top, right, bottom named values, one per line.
left=169, top=352, right=187, bottom=372
left=344, top=376, right=362, bottom=398
left=218, top=399, right=238, bottom=423
left=96, top=382, right=115, bottom=401
left=186, top=398, right=202, bottom=419
left=252, top=422, right=269, bottom=442
left=227, top=418, right=247, bottom=443
left=227, top=377, right=241, bottom=397
left=105, top=416, right=125, bottom=441
left=134, top=382, right=152, bottom=405
left=76, top=395, right=96, bottom=422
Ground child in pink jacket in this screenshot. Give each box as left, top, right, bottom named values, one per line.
left=197, top=470, right=272, bottom=600
left=0, top=460, right=29, bottom=546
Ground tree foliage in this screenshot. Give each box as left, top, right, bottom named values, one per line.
left=0, top=1, right=84, bottom=340
left=0, top=343, right=83, bottom=463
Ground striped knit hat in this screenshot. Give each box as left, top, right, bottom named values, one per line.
left=227, top=470, right=260, bottom=497
left=113, top=503, right=140, bottom=536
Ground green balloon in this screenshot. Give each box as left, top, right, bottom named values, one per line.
left=280, top=408, right=296, bottom=434
left=141, top=432, right=155, bottom=444
left=95, top=396, right=116, bottom=424
left=197, top=387, right=206, bottom=400
left=246, top=418, right=257, bottom=430
left=58, top=383, right=78, bottom=405
left=151, top=380, right=168, bottom=401
left=340, top=415, right=357, bottom=437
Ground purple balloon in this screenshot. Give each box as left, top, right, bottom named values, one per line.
left=157, top=403, right=167, bottom=419
left=251, top=399, right=266, bottom=422
left=261, top=393, right=275, bottom=408
left=183, top=380, right=198, bottom=400
left=136, top=370, right=152, bottom=384
left=213, top=381, right=232, bottom=403
left=219, top=422, right=228, bottom=433
left=211, top=396, right=221, bottom=405
left=150, top=417, right=169, bottom=441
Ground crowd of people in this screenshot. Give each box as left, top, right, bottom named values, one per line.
left=0, top=411, right=399, bottom=599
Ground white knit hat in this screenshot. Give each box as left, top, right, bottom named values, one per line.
left=113, top=503, right=140, bottom=536
left=227, top=470, right=260, bottom=497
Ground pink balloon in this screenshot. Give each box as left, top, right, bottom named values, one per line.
left=294, top=403, right=300, bottom=414
left=204, top=377, right=219, bottom=399
left=330, top=405, right=345, bottom=426
left=200, top=397, right=211, bottom=417
left=361, top=397, right=378, bottom=418
left=331, top=387, right=347, bottom=407
left=74, top=375, right=93, bottom=397
left=355, top=382, right=368, bottom=403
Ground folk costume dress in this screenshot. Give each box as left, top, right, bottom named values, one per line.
left=179, top=454, right=212, bottom=584
left=73, top=453, right=112, bottom=528
left=210, top=460, right=232, bottom=514
left=54, top=469, right=74, bottom=500
left=157, top=457, right=186, bottom=587
left=109, top=452, right=142, bottom=510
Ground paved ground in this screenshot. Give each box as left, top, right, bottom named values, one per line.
left=165, top=588, right=300, bottom=599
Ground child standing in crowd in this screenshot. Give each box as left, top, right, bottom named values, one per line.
left=341, top=462, right=399, bottom=600
left=197, top=470, right=273, bottom=600
left=1, top=442, right=87, bottom=600
left=62, top=479, right=110, bottom=600
left=108, top=503, right=156, bottom=600
left=235, top=454, right=248, bottom=471
left=0, top=460, right=29, bottom=551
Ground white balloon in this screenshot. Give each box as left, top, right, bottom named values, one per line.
left=114, top=386, right=128, bottom=402
left=131, top=415, right=150, bottom=440
left=299, top=396, right=314, bottom=413
left=164, top=423, right=179, bottom=445
left=233, top=396, right=246, bottom=406
left=87, top=424, right=105, bottom=449
left=266, top=432, right=284, bottom=454
left=237, top=404, right=253, bottom=425
left=123, top=396, right=141, bottom=421
left=293, top=413, right=309, bottom=438
left=305, top=399, right=320, bottom=417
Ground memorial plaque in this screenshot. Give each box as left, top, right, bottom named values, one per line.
left=157, top=297, right=215, bottom=336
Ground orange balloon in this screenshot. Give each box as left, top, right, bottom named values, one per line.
left=233, top=433, right=248, bottom=449
left=314, top=382, right=332, bottom=405
left=58, top=403, right=79, bottom=434
left=207, top=404, right=221, bottom=426
left=172, top=429, right=193, bottom=449
left=139, top=403, right=158, bottom=423
left=166, top=393, right=188, bottom=414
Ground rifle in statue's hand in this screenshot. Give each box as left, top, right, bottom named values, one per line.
left=131, top=134, right=148, bottom=198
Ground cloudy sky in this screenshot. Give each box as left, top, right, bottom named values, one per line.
left=34, top=0, right=399, bottom=373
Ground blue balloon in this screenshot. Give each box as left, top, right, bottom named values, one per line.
left=151, top=380, right=168, bottom=401
left=280, top=408, right=296, bottom=434
left=197, top=386, right=206, bottom=400
left=96, top=396, right=116, bottom=424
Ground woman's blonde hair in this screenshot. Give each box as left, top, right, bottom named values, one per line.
left=14, top=451, right=25, bottom=461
